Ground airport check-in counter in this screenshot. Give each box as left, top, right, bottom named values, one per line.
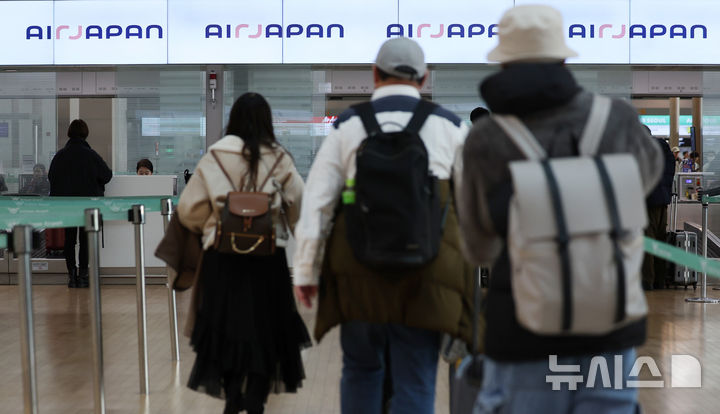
left=670, top=173, right=720, bottom=241
left=0, top=175, right=176, bottom=284
left=99, top=175, right=176, bottom=282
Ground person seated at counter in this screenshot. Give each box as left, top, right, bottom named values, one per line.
left=136, top=158, right=154, bottom=176
left=19, top=163, right=50, bottom=196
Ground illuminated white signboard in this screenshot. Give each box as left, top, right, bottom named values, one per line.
left=53, top=0, right=167, bottom=65
left=630, top=0, right=717, bottom=64
left=399, top=0, right=513, bottom=64
left=0, top=1, right=53, bottom=65
left=516, top=0, right=631, bottom=64
left=282, top=0, right=397, bottom=64
left=168, top=0, right=282, bottom=64
left=0, top=0, right=718, bottom=65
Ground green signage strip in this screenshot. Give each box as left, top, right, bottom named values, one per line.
left=644, top=236, right=720, bottom=278
left=2, top=198, right=718, bottom=280
left=640, top=115, right=720, bottom=127
left=702, top=195, right=720, bottom=204
left=0, top=196, right=178, bottom=230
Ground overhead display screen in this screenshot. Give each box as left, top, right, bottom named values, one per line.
left=515, top=0, right=631, bottom=64
left=0, top=1, right=54, bottom=65
left=282, top=0, right=397, bottom=64
left=168, top=0, right=282, bottom=64
left=398, top=0, right=513, bottom=64
left=0, top=0, right=717, bottom=65
left=53, top=0, right=167, bottom=65
left=629, top=0, right=718, bottom=65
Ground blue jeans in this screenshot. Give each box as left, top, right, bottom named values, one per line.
left=475, top=348, right=639, bottom=414
left=340, top=321, right=441, bottom=414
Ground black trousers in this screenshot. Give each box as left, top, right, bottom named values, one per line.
left=642, top=205, right=668, bottom=286
left=64, top=227, right=88, bottom=272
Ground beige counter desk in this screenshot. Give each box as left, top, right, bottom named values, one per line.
left=100, top=175, right=175, bottom=282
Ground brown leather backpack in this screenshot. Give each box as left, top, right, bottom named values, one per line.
left=212, top=150, right=285, bottom=256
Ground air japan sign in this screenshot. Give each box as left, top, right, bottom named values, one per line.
left=26, top=25, right=164, bottom=40
left=0, top=0, right=718, bottom=65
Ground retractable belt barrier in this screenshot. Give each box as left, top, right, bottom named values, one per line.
left=644, top=236, right=720, bottom=278
left=0, top=196, right=178, bottom=229
left=0, top=196, right=179, bottom=414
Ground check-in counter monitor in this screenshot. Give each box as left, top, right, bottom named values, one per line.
left=101, top=175, right=176, bottom=280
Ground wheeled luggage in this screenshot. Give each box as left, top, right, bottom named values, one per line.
left=666, top=192, right=698, bottom=290
left=45, top=228, right=65, bottom=258
left=666, top=230, right=698, bottom=290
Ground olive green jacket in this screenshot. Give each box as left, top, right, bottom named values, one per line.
left=313, top=181, right=483, bottom=350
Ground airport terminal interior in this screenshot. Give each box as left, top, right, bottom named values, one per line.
left=2, top=64, right=720, bottom=414
left=5, top=1, right=720, bottom=414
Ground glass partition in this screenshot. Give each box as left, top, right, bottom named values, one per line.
left=430, top=65, right=634, bottom=126
left=569, top=65, right=633, bottom=100
left=224, top=65, right=327, bottom=179
left=114, top=68, right=206, bottom=195
left=431, top=65, right=497, bottom=126
left=0, top=73, right=57, bottom=195
left=0, top=73, right=57, bottom=262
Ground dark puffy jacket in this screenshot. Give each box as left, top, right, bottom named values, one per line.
left=458, top=64, right=662, bottom=361
left=314, top=181, right=480, bottom=349
left=48, top=138, right=112, bottom=196
left=646, top=137, right=675, bottom=207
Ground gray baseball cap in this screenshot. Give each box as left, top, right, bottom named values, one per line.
left=375, top=37, right=427, bottom=81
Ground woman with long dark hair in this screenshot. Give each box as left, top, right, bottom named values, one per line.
left=178, top=92, right=309, bottom=414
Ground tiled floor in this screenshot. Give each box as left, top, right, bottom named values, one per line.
left=0, top=283, right=718, bottom=413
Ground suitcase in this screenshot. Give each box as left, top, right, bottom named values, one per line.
left=666, top=192, right=698, bottom=290
left=666, top=230, right=698, bottom=290
left=45, top=228, right=65, bottom=257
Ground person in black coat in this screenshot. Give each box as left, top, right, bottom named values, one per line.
left=642, top=132, right=676, bottom=291
left=48, top=119, right=112, bottom=288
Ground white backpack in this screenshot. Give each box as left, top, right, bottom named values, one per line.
left=493, top=94, right=648, bottom=335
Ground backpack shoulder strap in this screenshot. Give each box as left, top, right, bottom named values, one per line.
left=492, top=115, right=547, bottom=160
left=353, top=102, right=382, bottom=138
left=210, top=149, right=237, bottom=192
left=404, top=99, right=436, bottom=134
left=257, top=151, right=286, bottom=191
left=579, top=94, right=612, bottom=156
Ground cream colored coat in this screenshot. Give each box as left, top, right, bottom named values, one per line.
left=177, top=135, right=304, bottom=250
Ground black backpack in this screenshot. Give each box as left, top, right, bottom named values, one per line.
left=344, top=99, right=447, bottom=269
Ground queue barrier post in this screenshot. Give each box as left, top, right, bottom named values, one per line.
left=129, top=204, right=150, bottom=394
left=85, top=208, right=106, bottom=414
left=686, top=196, right=720, bottom=303
left=160, top=198, right=180, bottom=362
left=12, top=225, right=39, bottom=414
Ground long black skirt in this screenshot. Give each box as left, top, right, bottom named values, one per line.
left=188, top=248, right=311, bottom=412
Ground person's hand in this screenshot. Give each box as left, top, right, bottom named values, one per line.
left=294, top=285, right=318, bottom=309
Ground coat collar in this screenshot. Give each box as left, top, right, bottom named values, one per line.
left=209, top=134, right=279, bottom=155
left=371, top=84, right=421, bottom=101
left=480, top=63, right=580, bottom=116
